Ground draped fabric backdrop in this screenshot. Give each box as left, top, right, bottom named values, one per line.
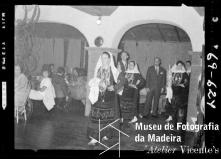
left=123, top=40, right=192, bottom=77
left=31, top=37, right=82, bottom=74
left=66, top=39, right=82, bottom=73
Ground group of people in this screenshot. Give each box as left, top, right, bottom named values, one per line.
left=14, top=62, right=87, bottom=117
left=15, top=50, right=192, bottom=146
left=87, top=51, right=191, bottom=145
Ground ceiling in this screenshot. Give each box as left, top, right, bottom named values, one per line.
left=120, top=23, right=191, bottom=43
left=32, top=22, right=190, bottom=44
left=70, top=6, right=118, bottom=16
left=70, top=6, right=204, bottom=17
left=32, top=22, right=87, bottom=41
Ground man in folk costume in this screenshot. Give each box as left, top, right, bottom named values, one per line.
left=165, top=61, right=189, bottom=126
left=87, top=52, right=120, bottom=146
left=119, top=60, right=145, bottom=123
left=143, top=57, right=166, bottom=118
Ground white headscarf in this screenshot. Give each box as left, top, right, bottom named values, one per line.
left=171, top=63, right=186, bottom=73
left=125, top=61, right=140, bottom=74
left=88, top=52, right=119, bottom=104
left=166, top=62, right=186, bottom=103
left=94, top=52, right=119, bottom=82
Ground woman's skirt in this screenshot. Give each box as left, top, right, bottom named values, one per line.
left=165, top=94, right=188, bottom=124
left=120, top=87, right=138, bottom=120
left=87, top=91, right=118, bottom=140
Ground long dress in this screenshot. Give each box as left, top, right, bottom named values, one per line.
left=165, top=72, right=189, bottom=124
left=120, top=73, right=145, bottom=120
left=87, top=68, right=119, bottom=140
left=15, top=73, right=29, bottom=115
left=29, top=77, right=56, bottom=111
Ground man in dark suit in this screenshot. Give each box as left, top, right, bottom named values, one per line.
left=117, top=51, right=129, bottom=73
left=143, top=57, right=166, bottom=117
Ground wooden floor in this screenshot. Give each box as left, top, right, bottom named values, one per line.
left=15, top=99, right=195, bottom=150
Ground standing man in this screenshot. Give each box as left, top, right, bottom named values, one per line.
left=186, top=60, right=191, bottom=77
left=117, top=51, right=129, bottom=73
left=143, top=57, right=166, bottom=118
left=117, top=51, right=130, bottom=123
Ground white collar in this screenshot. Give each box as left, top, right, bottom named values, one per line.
left=125, top=63, right=140, bottom=74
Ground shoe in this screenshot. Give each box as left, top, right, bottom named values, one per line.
left=143, top=115, right=150, bottom=119
left=102, top=136, right=109, bottom=141
left=139, top=114, right=143, bottom=118
left=128, top=116, right=138, bottom=123
left=151, top=114, right=158, bottom=118
left=88, top=137, right=98, bottom=146
left=165, top=116, right=172, bottom=122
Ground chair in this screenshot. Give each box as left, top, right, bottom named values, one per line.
left=15, top=84, right=32, bottom=124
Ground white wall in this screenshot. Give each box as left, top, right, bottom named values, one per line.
left=15, top=5, right=204, bottom=52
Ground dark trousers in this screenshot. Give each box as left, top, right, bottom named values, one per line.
left=134, top=89, right=139, bottom=116
left=55, top=97, right=66, bottom=109
left=144, top=88, right=161, bottom=115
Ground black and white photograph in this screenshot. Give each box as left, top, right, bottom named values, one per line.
left=0, top=2, right=219, bottom=158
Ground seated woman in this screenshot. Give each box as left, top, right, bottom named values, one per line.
left=29, top=65, right=56, bottom=111
left=15, top=63, right=30, bottom=117
left=67, top=67, right=87, bottom=103
left=119, top=61, right=145, bottom=123
left=87, top=52, right=120, bottom=146
left=165, top=61, right=189, bottom=126
left=52, top=67, right=69, bottom=110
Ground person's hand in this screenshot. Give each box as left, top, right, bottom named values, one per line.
left=146, top=88, right=150, bottom=93
left=136, top=80, right=140, bottom=85
left=107, top=85, right=114, bottom=91
left=179, top=84, right=185, bottom=87
left=129, top=84, right=137, bottom=89
left=117, top=64, right=122, bottom=73
left=99, top=81, right=106, bottom=90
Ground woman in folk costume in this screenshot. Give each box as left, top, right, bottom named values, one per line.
left=87, top=52, right=120, bottom=146
left=119, top=61, right=145, bottom=123
left=116, top=51, right=130, bottom=122
left=165, top=61, right=189, bottom=125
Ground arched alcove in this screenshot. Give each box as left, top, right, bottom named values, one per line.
left=30, top=22, right=89, bottom=74
left=117, top=23, right=192, bottom=77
